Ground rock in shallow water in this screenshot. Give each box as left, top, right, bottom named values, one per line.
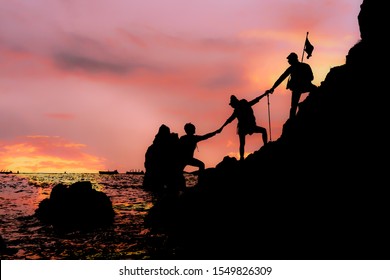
left=35, top=181, right=115, bottom=232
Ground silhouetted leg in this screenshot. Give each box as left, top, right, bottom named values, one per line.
left=239, top=133, right=246, bottom=161
left=254, top=126, right=268, bottom=145
left=290, top=91, right=302, bottom=118
left=258, top=126, right=268, bottom=145
left=187, top=158, right=205, bottom=172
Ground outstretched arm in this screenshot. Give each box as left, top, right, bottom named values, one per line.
left=250, top=91, right=269, bottom=105
left=219, top=113, right=236, bottom=131
left=199, top=127, right=222, bottom=141
left=266, top=67, right=291, bottom=94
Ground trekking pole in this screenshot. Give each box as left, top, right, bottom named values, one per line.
left=266, top=93, right=272, bottom=141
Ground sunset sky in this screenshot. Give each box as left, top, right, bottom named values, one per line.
left=0, top=0, right=362, bottom=173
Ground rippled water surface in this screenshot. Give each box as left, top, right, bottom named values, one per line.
left=0, top=173, right=198, bottom=259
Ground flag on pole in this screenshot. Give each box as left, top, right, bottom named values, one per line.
left=304, top=36, right=314, bottom=59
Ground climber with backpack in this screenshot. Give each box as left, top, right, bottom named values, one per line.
left=219, top=93, right=268, bottom=161
left=266, top=52, right=317, bottom=119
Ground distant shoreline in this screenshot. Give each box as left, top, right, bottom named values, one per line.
left=1, top=172, right=95, bottom=174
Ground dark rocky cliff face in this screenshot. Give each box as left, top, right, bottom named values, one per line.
left=147, top=0, right=389, bottom=259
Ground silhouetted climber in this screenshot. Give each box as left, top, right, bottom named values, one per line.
left=219, top=93, right=268, bottom=161
left=179, top=123, right=222, bottom=172
left=143, top=124, right=185, bottom=193
left=266, top=52, right=317, bottom=119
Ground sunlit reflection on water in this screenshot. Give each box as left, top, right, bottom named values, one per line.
left=0, top=173, right=197, bottom=259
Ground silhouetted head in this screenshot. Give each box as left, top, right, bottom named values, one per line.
left=153, top=124, right=171, bottom=144
left=157, top=124, right=170, bottom=136
left=287, top=52, right=299, bottom=64
left=184, top=123, right=196, bottom=135
left=229, top=95, right=239, bottom=107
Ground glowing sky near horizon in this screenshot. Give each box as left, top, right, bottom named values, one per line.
left=0, top=0, right=361, bottom=173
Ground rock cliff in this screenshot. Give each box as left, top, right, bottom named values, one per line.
left=146, top=0, right=388, bottom=259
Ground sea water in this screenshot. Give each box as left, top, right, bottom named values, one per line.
left=0, top=172, right=197, bottom=260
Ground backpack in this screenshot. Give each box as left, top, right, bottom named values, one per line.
left=287, top=62, right=314, bottom=92
left=299, top=62, right=314, bottom=82
left=236, top=99, right=256, bottom=134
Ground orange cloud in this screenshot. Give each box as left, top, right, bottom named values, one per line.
left=0, top=135, right=106, bottom=173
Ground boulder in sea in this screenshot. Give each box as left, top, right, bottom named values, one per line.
left=35, top=181, right=115, bottom=232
